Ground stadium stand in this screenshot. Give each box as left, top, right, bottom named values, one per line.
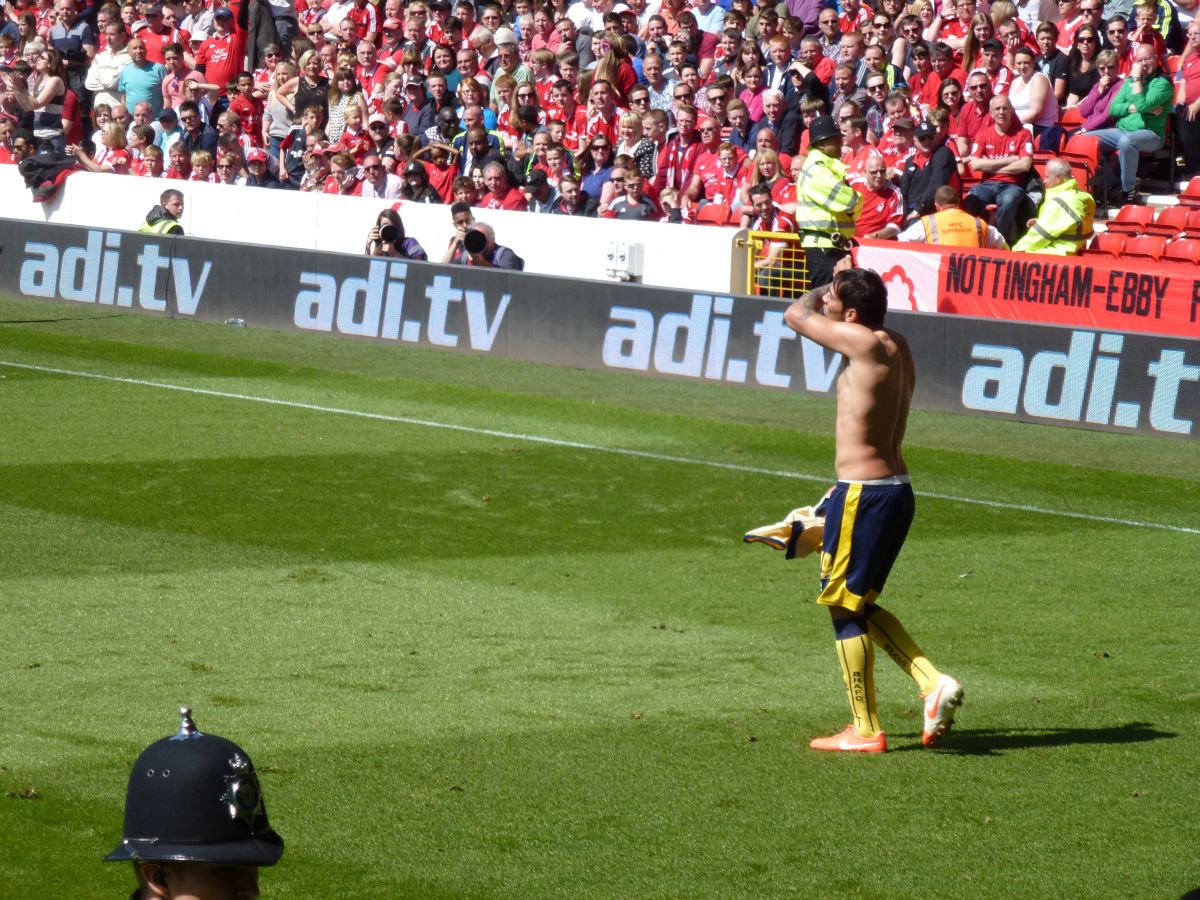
left=0, top=0, right=1194, bottom=269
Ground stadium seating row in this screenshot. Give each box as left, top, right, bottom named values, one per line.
left=1086, top=234, right=1200, bottom=264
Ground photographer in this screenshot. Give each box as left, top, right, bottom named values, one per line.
left=365, top=208, right=428, bottom=260
left=440, top=202, right=523, bottom=269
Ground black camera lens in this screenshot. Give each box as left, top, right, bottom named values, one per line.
left=378, top=223, right=398, bottom=243
left=463, top=228, right=488, bottom=254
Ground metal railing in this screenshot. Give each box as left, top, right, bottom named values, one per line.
left=741, top=231, right=808, bottom=298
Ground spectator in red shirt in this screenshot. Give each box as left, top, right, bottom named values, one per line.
left=479, top=158, right=526, bottom=209
left=853, top=155, right=904, bottom=239
left=227, top=71, right=264, bottom=145
left=675, top=11, right=719, bottom=80
left=345, top=0, right=378, bottom=44
left=955, top=70, right=993, bottom=157
left=961, top=93, right=1033, bottom=243
left=194, top=7, right=244, bottom=96
left=1177, top=22, right=1200, bottom=177
left=685, top=138, right=740, bottom=205
left=136, top=6, right=176, bottom=64
left=799, top=37, right=836, bottom=87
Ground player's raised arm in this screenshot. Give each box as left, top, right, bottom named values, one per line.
left=783, top=279, right=880, bottom=358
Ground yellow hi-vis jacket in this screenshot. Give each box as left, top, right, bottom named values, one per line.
left=795, top=148, right=862, bottom=250
left=138, top=218, right=184, bottom=236
left=1012, top=178, right=1095, bottom=256
left=920, top=208, right=988, bottom=246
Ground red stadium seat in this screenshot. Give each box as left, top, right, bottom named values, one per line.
left=1059, top=107, right=1084, bottom=129
left=1166, top=54, right=1183, bottom=75
left=1185, top=209, right=1200, bottom=239
left=1105, top=204, right=1157, bottom=235
left=1087, top=232, right=1125, bottom=256
left=1121, top=235, right=1166, bottom=260
left=695, top=203, right=733, bottom=226
left=727, top=205, right=743, bottom=225
left=1179, top=177, right=1200, bottom=208
left=1061, top=134, right=1104, bottom=198
left=1162, top=237, right=1200, bottom=265
left=1144, top=205, right=1191, bottom=237
left=1062, top=134, right=1101, bottom=176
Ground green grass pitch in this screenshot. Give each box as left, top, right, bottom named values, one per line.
left=0, top=296, right=1197, bottom=898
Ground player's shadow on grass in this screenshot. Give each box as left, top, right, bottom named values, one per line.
left=895, top=721, right=1174, bottom=756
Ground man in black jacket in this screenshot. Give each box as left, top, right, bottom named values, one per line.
left=899, top=112, right=958, bottom=222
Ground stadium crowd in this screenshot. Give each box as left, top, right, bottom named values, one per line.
left=0, top=0, right=1198, bottom=260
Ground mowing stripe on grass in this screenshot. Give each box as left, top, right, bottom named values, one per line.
left=3, top=358, right=1197, bottom=537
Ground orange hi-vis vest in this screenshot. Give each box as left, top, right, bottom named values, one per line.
left=920, top=208, right=987, bottom=247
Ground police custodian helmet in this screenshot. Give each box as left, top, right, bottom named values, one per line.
left=104, top=708, right=284, bottom=867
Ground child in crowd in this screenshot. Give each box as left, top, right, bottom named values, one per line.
left=228, top=71, right=265, bottom=146
left=190, top=149, right=216, bottom=181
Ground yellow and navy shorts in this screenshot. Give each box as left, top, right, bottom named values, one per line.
left=817, top=476, right=915, bottom=613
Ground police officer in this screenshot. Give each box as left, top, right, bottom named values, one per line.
left=794, top=114, right=863, bottom=288
left=897, top=184, right=1009, bottom=249
left=1012, top=158, right=1095, bottom=256
left=105, top=708, right=284, bottom=899
left=139, top=190, right=185, bottom=236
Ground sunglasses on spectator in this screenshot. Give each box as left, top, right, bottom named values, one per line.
left=629, top=95, right=648, bottom=103
left=674, top=91, right=692, bottom=99
left=968, top=83, right=989, bottom=90
left=699, top=126, right=717, bottom=132
left=591, top=143, right=609, bottom=149
left=867, top=84, right=887, bottom=91
left=216, top=163, right=234, bottom=169
left=1108, top=26, right=1126, bottom=33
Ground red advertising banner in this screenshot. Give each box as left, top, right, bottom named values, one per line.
left=854, top=239, right=1200, bottom=340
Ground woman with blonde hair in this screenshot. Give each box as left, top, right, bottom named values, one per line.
left=262, top=60, right=298, bottom=159
left=614, top=112, right=656, bottom=178
left=593, top=31, right=636, bottom=102
left=66, top=121, right=130, bottom=173
left=737, top=147, right=783, bottom=221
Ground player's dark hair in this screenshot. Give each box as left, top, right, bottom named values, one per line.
left=833, top=268, right=887, bottom=329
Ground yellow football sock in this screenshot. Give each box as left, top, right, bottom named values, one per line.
left=866, top=606, right=941, bottom=695
left=835, top=634, right=881, bottom=737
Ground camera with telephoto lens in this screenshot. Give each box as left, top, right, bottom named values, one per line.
left=378, top=223, right=398, bottom=243
left=463, top=228, right=488, bottom=255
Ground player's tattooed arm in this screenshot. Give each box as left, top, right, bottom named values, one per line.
left=794, top=286, right=826, bottom=319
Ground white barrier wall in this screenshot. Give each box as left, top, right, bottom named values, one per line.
left=0, top=168, right=748, bottom=292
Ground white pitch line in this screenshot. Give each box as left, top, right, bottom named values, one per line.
left=3, top=358, right=1197, bottom=536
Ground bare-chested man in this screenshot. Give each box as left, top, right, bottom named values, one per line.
left=783, top=266, right=963, bottom=752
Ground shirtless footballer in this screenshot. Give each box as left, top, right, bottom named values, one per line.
left=783, top=265, right=963, bottom=752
